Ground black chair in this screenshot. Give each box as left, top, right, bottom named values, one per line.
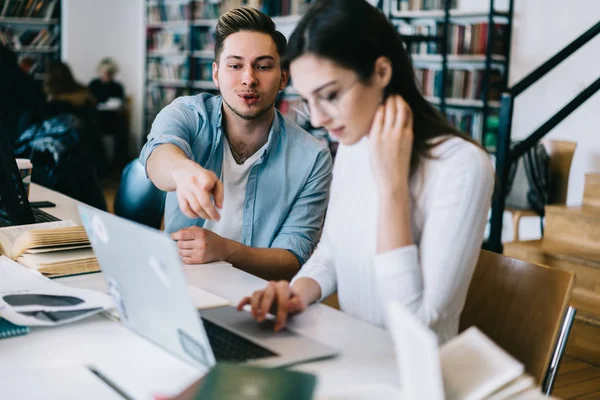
left=114, top=158, right=166, bottom=229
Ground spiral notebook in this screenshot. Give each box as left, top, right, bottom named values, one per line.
left=0, top=317, right=30, bottom=339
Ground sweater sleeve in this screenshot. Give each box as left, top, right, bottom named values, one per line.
left=290, top=221, right=337, bottom=300
left=290, top=144, right=346, bottom=300
left=374, top=145, right=494, bottom=330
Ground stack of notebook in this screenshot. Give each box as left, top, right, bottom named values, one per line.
left=0, top=221, right=99, bottom=277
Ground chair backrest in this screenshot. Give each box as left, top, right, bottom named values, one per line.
left=459, top=250, right=575, bottom=386
left=113, top=158, right=166, bottom=229
left=543, top=140, right=577, bottom=205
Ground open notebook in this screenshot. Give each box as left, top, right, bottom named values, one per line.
left=386, top=301, right=555, bottom=400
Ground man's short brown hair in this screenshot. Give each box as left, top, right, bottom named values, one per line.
left=214, top=7, right=287, bottom=63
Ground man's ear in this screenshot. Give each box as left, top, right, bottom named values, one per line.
left=212, top=62, right=219, bottom=88
left=279, top=69, right=289, bottom=91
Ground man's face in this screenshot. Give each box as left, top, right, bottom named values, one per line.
left=100, top=70, right=112, bottom=83
left=213, top=31, right=288, bottom=120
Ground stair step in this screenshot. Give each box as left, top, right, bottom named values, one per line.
left=504, top=240, right=600, bottom=319
left=505, top=239, right=600, bottom=268
left=567, top=317, right=600, bottom=365
left=572, top=288, right=600, bottom=318
left=545, top=205, right=600, bottom=252
left=584, top=173, right=600, bottom=208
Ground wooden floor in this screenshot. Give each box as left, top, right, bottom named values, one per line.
left=554, top=355, right=600, bottom=399
left=100, top=180, right=600, bottom=399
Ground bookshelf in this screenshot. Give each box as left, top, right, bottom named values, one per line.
left=380, top=0, right=514, bottom=151
left=0, top=0, right=61, bottom=82
left=143, top=0, right=308, bottom=136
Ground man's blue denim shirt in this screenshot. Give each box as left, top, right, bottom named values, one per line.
left=139, top=94, right=333, bottom=265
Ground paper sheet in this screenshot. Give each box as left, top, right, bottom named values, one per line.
left=0, top=256, right=113, bottom=326
left=0, top=365, right=124, bottom=400
left=187, top=285, right=229, bottom=309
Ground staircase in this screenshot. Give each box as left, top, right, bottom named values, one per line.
left=505, top=173, right=600, bottom=364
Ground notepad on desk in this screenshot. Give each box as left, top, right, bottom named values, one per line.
left=440, top=327, right=536, bottom=400
left=0, top=221, right=100, bottom=277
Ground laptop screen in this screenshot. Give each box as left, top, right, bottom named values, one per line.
left=0, top=135, right=36, bottom=226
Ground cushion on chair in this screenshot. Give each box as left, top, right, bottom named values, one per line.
left=113, top=158, right=166, bottom=229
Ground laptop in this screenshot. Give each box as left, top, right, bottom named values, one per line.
left=0, top=138, right=60, bottom=226
left=78, top=204, right=338, bottom=372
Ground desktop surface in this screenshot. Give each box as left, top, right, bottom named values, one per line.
left=0, top=185, right=402, bottom=399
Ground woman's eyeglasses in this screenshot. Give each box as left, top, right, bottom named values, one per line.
left=294, top=79, right=359, bottom=120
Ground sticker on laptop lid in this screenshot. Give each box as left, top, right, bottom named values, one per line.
left=149, top=256, right=171, bottom=288
left=107, top=276, right=129, bottom=325
left=91, top=215, right=109, bottom=244
left=178, top=328, right=214, bottom=368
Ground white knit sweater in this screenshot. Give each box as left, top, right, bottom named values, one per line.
left=292, top=136, right=495, bottom=344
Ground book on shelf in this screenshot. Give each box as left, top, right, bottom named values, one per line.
left=147, top=2, right=190, bottom=24
left=0, top=0, right=58, bottom=20
left=397, top=21, right=507, bottom=57
left=147, top=57, right=190, bottom=81
left=415, top=67, right=503, bottom=102
left=147, top=29, right=189, bottom=53
left=391, top=0, right=457, bottom=12
left=0, top=220, right=99, bottom=277
left=1, top=27, right=55, bottom=49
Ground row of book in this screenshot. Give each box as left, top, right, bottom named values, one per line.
left=147, top=58, right=214, bottom=82
left=148, top=58, right=190, bottom=81
left=147, top=86, right=189, bottom=112
left=147, top=28, right=216, bottom=53
left=148, top=3, right=190, bottom=24
left=446, top=109, right=485, bottom=141
left=415, top=67, right=503, bottom=100
left=147, top=0, right=310, bottom=23
left=147, top=29, right=188, bottom=53
left=445, top=110, right=499, bottom=149
left=398, top=22, right=507, bottom=56
left=391, top=0, right=457, bottom=12
left=0, top=27, right=55, bottom=49
left=0, top=0, right=58, bottom=19
left=448, top=22, right=507, bottom=55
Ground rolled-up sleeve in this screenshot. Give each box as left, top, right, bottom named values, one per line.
left=271, top=147, right=333, bottom=265
left=139, top=99, right=201, bottom=170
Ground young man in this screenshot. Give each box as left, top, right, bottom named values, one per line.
left=139, top=8, right=333, bottom=281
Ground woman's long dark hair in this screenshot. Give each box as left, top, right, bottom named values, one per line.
left=284, top=0, right=477, bottom=174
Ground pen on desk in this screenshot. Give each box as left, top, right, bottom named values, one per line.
left=88, top=366, right=134, bottom=400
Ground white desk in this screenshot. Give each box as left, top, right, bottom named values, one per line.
left=0, top=185, right=400, bottom=399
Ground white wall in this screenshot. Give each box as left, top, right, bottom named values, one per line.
left=461, top=0, right=600, bottom=241
left=62, top=0, right=145, bottom=156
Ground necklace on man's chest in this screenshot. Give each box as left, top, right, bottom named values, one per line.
left=228, top=142, right=248, bottom=165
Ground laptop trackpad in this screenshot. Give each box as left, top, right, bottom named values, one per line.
left=199, top=306, right=297, bottom=340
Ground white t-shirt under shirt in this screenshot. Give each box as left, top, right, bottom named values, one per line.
left=202, top=137, right=267, bottom=242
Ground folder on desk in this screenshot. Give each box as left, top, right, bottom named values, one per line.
left=172, top=364, right=317, bottom=400
left=0, top=317, right=30, bottom=339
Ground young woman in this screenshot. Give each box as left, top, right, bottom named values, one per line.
left=237, top=0, right=494, bottom=343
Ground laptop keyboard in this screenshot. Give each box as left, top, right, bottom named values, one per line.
left=32, top=207, right=60, bottom=223
left=201, top=317, right=277, bottom=362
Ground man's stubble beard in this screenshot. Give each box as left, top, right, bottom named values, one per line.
left=222, top=93, right=278, bottom=121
